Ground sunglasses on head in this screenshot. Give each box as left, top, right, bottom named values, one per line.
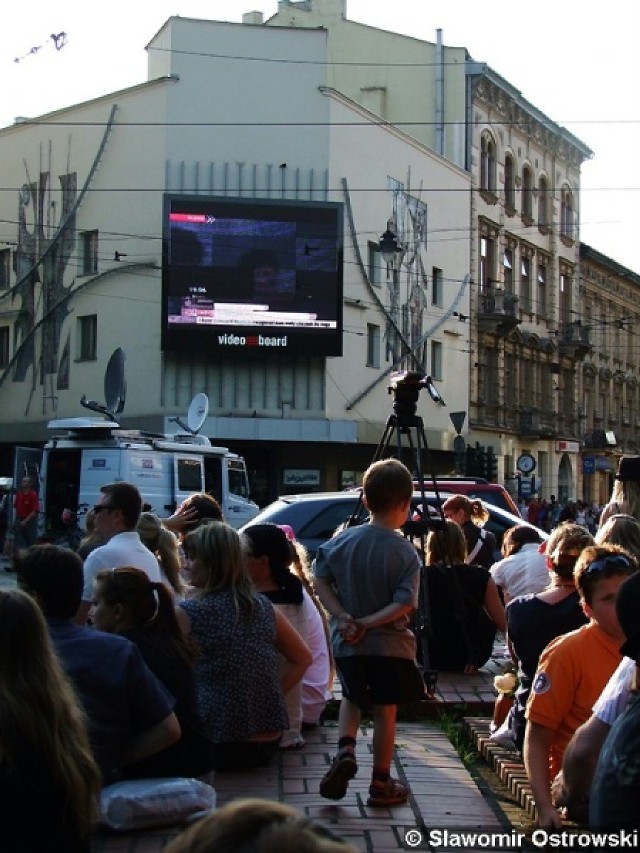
left=585, top=554, right=632, bottom=576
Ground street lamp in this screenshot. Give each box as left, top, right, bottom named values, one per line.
left=379, top=219, right=404, bottom=265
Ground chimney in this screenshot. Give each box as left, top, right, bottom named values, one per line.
left=242, top=11, right=264, bottom=24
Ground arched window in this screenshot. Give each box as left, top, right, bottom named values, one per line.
left=561, top=185, right=574, bottom=239
left=521, top=164, right=533, bottom=220
left=538, top=176, right=548, bottom=229
left=504, top=154, right=515, bottom=209
left=480, top=133, right=497, bottom=194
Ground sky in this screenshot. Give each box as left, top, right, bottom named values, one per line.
left=3, top=0, right=639, bottom=273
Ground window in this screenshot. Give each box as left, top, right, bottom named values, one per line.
left=368, top=241, right=382, bottom=288
left=504, top=154, right=515, bottom=209
left=486, top=347, right=499, bottom=404
left=76, top=314, right=97, bottom=361
left=504, top=353, right=517, bottom=407
left=366, top=323, right=380, bottom=368
left=537, top=264, right=547, bottom=317
left=0, top=326, right=9, bottom=368
left=177, top=458, right=203, bottom=493
left=521, top=165, right=533, bottom=220
left=0, top=248, right=11, bottom=289
left=430, top=340, right=443, bottom=381
left=538, top=176, right=549, bottom=229
left=559, top=272, right=572, bottom=324
left=480, top=133, right=497, bottom=194
left=479, top=235, right=496, bottom=293
left=503, top=249, right=513, bottom=294
left=520, top=256, right=531, bottom=312
left=431, top=267, right=443, bottom=306
left=561, top=186, right=574, bottom=239
left=80, top=230, right=98, bottom=275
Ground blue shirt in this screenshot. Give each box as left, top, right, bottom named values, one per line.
left=48, top=620, right=175, bottom=779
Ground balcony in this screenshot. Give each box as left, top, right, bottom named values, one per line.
left=558, top=322, right=592, bottom=359
left=477, top=289, right=520, bottom=335
left=518, top=409, right=557, bottom=437
left=583, top=429, right=617, bottom=449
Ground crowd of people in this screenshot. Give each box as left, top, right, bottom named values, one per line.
left=2, top=453, right=639, bottom=847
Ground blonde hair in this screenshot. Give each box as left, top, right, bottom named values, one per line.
left=599, top=480, right=640, bottom=528
left=164, top=798, right=358, bottom=853
left=425, top=519, right=468, bottom=564
left=442, top=494, right=489, bottom=526
left=137, top=511, right=186, bottom=595
left=0, top=589, right=100, bottom=837
left=183, top=522, right=255, bottom=621
left=596, top=514, right=640, bottom=561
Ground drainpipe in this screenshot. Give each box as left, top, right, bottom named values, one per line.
left=435, top=29, right=444, bottom=157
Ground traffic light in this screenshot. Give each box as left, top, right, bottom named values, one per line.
left=486, top=447, right=499, bottom=482
left=465, top=445, right=478, bottom=477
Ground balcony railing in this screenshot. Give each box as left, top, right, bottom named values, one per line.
left=477, top=289, right=520, bottom=335
left=558, top=322, right=592, bottom=358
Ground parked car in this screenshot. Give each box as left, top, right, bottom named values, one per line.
left=414, top=479, right=520, bottom=517
left=241, top=490, right=546, bottom=560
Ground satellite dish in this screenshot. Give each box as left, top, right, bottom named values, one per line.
left=80, top=348, right=126, bottom=422
left=169, top=393, right=209, bottom=435
left=187, top=393, right=209, bottom=433
left=104, top=349, right=126, bottom=417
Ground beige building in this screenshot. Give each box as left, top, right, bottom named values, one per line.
left=577, top=244, right=640, bottom=504
left=265, top=0, right=599, bottom=503
left=0, top=16, right=470, bottom=504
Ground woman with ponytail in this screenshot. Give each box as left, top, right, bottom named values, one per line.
left=137, top=511, right=188, bottom=598
left=92, top=566, right=215, bottom=778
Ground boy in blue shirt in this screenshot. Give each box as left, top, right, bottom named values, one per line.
left=314, top=458, right=424, bottom=807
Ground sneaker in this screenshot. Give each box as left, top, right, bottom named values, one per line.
left=319, top=751, right=358, bottom=800
left=367, top=777, right=409, bottom=808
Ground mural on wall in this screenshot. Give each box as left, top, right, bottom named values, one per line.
left=385, top=175, right=429, bottom=371
left=12, top=170, right=77, bottom=403
left=0, top=106, right=118, bottom=413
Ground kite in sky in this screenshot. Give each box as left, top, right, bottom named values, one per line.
left=14, top=32, right=68, bottom=64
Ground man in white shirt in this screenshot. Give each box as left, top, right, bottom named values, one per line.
left=75, top=481, right=162, bottom=625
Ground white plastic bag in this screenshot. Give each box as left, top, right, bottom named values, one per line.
left=100, top=777, right=216, bottom=831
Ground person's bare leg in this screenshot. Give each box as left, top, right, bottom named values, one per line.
left=371, top=703, right=397, bottom=770
left=337, top=696, right=361, bottom=741
left=368, top=703, right=409, bottom=807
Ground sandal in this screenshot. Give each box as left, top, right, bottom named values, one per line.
left=367, top=776, right=409, bottom=807
left=319, top=750, right=358, bottom=800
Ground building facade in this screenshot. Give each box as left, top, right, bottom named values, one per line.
left=0, top=17, right=470, bottom=505
left=265, top=0, right=602, bottom=503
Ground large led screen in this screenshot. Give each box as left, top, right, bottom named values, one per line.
left=161, top=195, right=344, bottom=356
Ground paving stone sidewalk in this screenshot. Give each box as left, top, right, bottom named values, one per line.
left=91, top=718, right=506, bottom=853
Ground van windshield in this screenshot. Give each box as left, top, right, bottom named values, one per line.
left=228, top=460, right=249, bottom=499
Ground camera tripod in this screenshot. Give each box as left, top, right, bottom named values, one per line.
left=349, top=372, right=447, bottom=695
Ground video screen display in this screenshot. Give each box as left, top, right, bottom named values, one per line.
left=161, top=195, right=344, bottom=356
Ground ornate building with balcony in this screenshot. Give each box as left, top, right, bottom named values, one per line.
left=467, top=69, right=592, bottom=502
left=577, top=244, right=640, bottom=504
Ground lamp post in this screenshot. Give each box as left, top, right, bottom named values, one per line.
left=379, top=219, right=405, bottom=365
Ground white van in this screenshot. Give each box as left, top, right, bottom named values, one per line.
left=40, top=418, right=260, bottom=537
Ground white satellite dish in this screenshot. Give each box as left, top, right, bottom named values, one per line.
left=80, top=348, right=126, bottom=422
left=187, top=393, right=209, bottom=433
left=170, top=393, right=209, bottom=435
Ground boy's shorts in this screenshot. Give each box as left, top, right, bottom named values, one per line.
left=335, top=655, right=425, bottom=710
